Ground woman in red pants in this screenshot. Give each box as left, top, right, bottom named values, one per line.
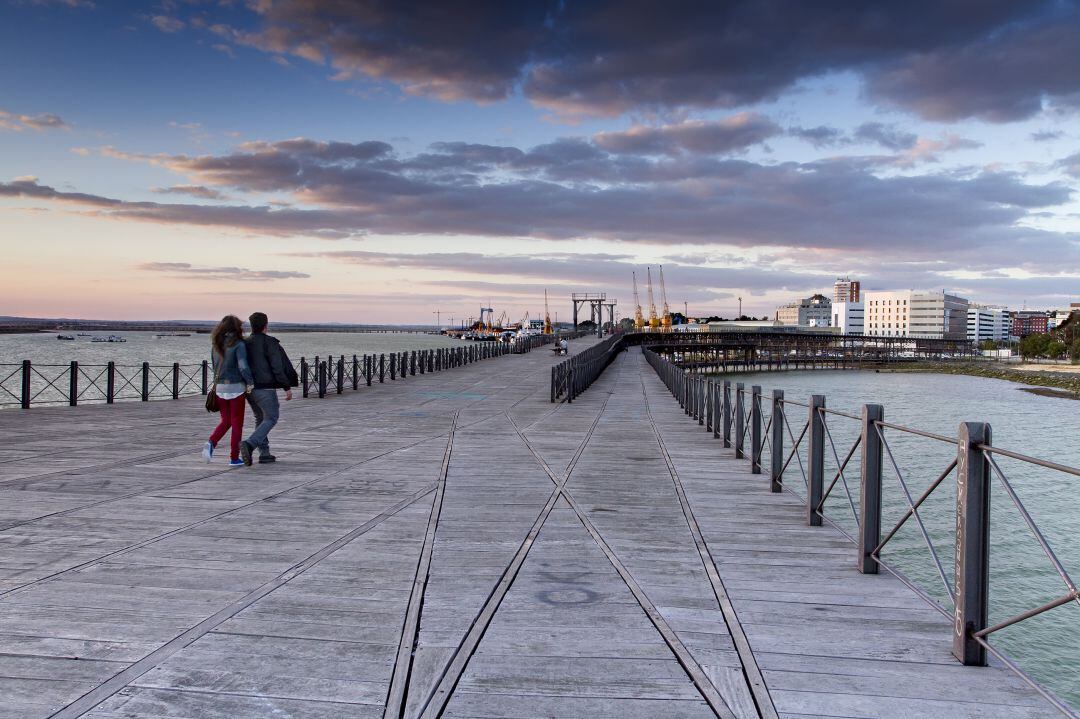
left=203, top=315, right=254, bottom=466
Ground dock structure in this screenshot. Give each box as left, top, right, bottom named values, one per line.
left=0, top=340, right=1065, bottom=718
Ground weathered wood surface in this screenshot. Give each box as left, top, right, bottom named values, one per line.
left=0, top=342, right=1063, bottom=718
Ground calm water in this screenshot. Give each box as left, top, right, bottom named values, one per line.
left=0, top=331, right=465, bottom=407
left=731, top=369, right=1079, bottom=707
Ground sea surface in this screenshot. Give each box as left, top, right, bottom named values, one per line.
left=0, top=330, right=464, bottom=407
left=730, top=369, right=1079, bottom=709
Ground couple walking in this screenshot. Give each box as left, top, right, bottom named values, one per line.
left=203, top=312, right=298, bottom=467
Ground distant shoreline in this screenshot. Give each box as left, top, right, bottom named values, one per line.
left=878, top=361, right=1080, bottom=399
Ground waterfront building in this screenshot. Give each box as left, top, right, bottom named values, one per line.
left=832, top=301, right=864, bottom=334
left=775, top=294, right=832, bottom=327
left=1012, top=311, right=1050, bottom=337
left=967, top=305, right=1011, bottom=343
left=864, top=290, right=969, bottom=340
left=833, top=277, right=861, bottom=304
left=1048, top=303, right=1080, bottom=328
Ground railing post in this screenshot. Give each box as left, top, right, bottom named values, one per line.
left=106, top=361, right=115, bottom=404
left=712, top=381, right=720, bottom=439
left=705, top=379, right=713, bottom=433
left=697, top=378, right=705, bottom=426
left=201, top=359, right=208, bottom=395
left=411, top=351, right=416, bottom=376
left=69, top=361, right=78, bottom=406
left=318, top=360, right=327, bottom=398
left=301, top=357, right=309, bottom=397
left=389, top=352, right=396, bottom=380
left=734, top=383, right=745, bottom=458
left=337, top=356, right=344, bottom=394
left=807, top=394, right=826, bottom=526
left=858, top=404, right=884, bottom=573
left=722, top=380, right=731, bottom=448
left=380, top=354, right=386, bottom=382
left=953, top=421, right=991, bottom=666
left=20, top=360, right=31, bottom=409
left=172, top=362, right=180, bottom=399
left=141, top=362, right=150, bottom=402
left=352, top=355, right=359, bottom=390
left=750, top=385, right=762, bottom=474
left=770, top=390, right=784, bottom=492
left=365, top=355, right=373, bottom=386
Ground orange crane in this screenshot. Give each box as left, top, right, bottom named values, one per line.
left=543, top=290, right=553, bottom=334
left=646, top=267, right=660, bottom=329
left=659, top=265, right=672, bottom=331
left=632, top=271, right=645, bottom=329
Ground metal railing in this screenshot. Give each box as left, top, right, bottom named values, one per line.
left=550, top=333, right=625, bottom=403
left=643, top=346, right=1079, bottom=717
left=0, top=342, right=516, bottom=408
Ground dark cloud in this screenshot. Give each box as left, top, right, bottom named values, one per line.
left=1057, top=151, right=1080, bottom=178
left=150, top=184, right=227, bottom=200
left=169, top=0, right=1077, bottom=122
left=5, top=131, right=1076, bottom=273
left=853, top=122, right=918, bottom=151
left=1031, top=130, right=1065, bottom=142
left=137, top=262, right=309, bottom=281
left=593, top=114, right=781, bottom=156
left=788, top=125, right=849, bottom=148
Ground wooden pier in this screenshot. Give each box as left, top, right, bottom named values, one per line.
left=0, top=340, right=1064, bottom=718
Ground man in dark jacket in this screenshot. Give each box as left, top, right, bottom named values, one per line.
left=241, top=312, right=293, bottom=465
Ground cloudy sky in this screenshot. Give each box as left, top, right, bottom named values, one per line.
left=2, top=0, right=1079, bottom=323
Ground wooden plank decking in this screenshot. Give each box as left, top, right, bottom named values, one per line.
left=0, top=341, right=1063, bottom=718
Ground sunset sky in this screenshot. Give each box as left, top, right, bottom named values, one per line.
left=2, top=1, right=1079, bottom=324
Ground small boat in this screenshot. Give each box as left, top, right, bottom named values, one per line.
left=91, top=336, right=107, bottom=342
left=57, top=334, right=75, bottom=340
left=107, top=335, right=126, bottom=342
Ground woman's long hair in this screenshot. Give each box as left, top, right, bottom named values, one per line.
left=211, top=315, right=244, bottom=357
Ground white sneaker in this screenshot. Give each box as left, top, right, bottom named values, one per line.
left=202, top=441, right=214, bottom=463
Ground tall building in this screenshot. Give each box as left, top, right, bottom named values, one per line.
left=833, top=301, right=864, bottom=334
left=1012, top=311, right=1049, bottom=338
left=864, top=290, right=969, bottom=340
left=833, top=277, right=861, bottom=304
left=775, top=294, right=832, bottom=327
left=967, top=306, right=1010, bottom=343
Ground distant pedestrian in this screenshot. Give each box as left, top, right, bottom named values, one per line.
left=203, top=315, right=254, bottom=466
left=560, top=338, right=569, bottom=355
left=240, top=312, right=297, bottom=466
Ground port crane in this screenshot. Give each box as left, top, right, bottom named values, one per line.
left=544, top=290, right=553, bottom=334
left=632, top=271, right=645, bottom=329
left=659, top=265, right=672, bottom=331
left=646, top=267, right=660, bottom=329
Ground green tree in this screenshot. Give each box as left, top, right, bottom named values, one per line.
left=1069, top=338, right=1080, bottom=363
left=979, top=339, right=996, bottom=352
left=1046, top=340, right=1066, bottom=359
left=1020, top=333, right=1050, bottom=359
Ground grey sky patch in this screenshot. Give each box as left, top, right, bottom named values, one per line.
left=0, top=109, right=70, bottom=132
left=137, top=261, right=309, bottom=281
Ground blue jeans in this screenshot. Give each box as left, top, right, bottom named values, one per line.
left=246, top=389, right=280, bottom=456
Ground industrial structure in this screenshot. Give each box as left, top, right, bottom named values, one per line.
left=632, top=272, right=645, bottom=330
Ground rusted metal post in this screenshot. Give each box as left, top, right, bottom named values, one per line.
left=141, top=362, right=150, bottom=402
left=337, top=356, right=344, bottom=393
left=352, top=355, right=359, bottom=390
left=734, top=383, right=745, bottom=458
left=807, top=394, right=826, bottom=526
left=69, top=361, right=78, bottom=406
left=771, top=390, right=784, bottom=492
left=722, top=380, right=732, bottom=448
left=301, top=357, right=309, bottom=397
left=750, top=385, right=762, bottom=474
left=390, top=353, right=396, bottom=380
left=201, top=360, right=208, bottom=395
left=172, top=362, right=180, bottom=399
left=106, top=361, right=115, bottom=404
left=318, top=360, right=327, bottom=398
left=380, top=354, right=386, bottom=382
left=858, top=404, right=884, bottom=573
left=953, top=421, right=991, bottom=666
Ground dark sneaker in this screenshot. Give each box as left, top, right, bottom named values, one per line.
left=239, top=441, right=253, bottom=467
left=258, top=454, right=277, bottom=464
left=228, top=459, right=245, bottom=467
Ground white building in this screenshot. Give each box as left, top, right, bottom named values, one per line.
left=864, top=290, right=969, bottom=340
left=967, top=306, right=1011, bottom=343
left=832, top=301, right=864, bottom=334
left=775, top=294, right=832, bottom=327
left=833, top=277, right=861, bottom=304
